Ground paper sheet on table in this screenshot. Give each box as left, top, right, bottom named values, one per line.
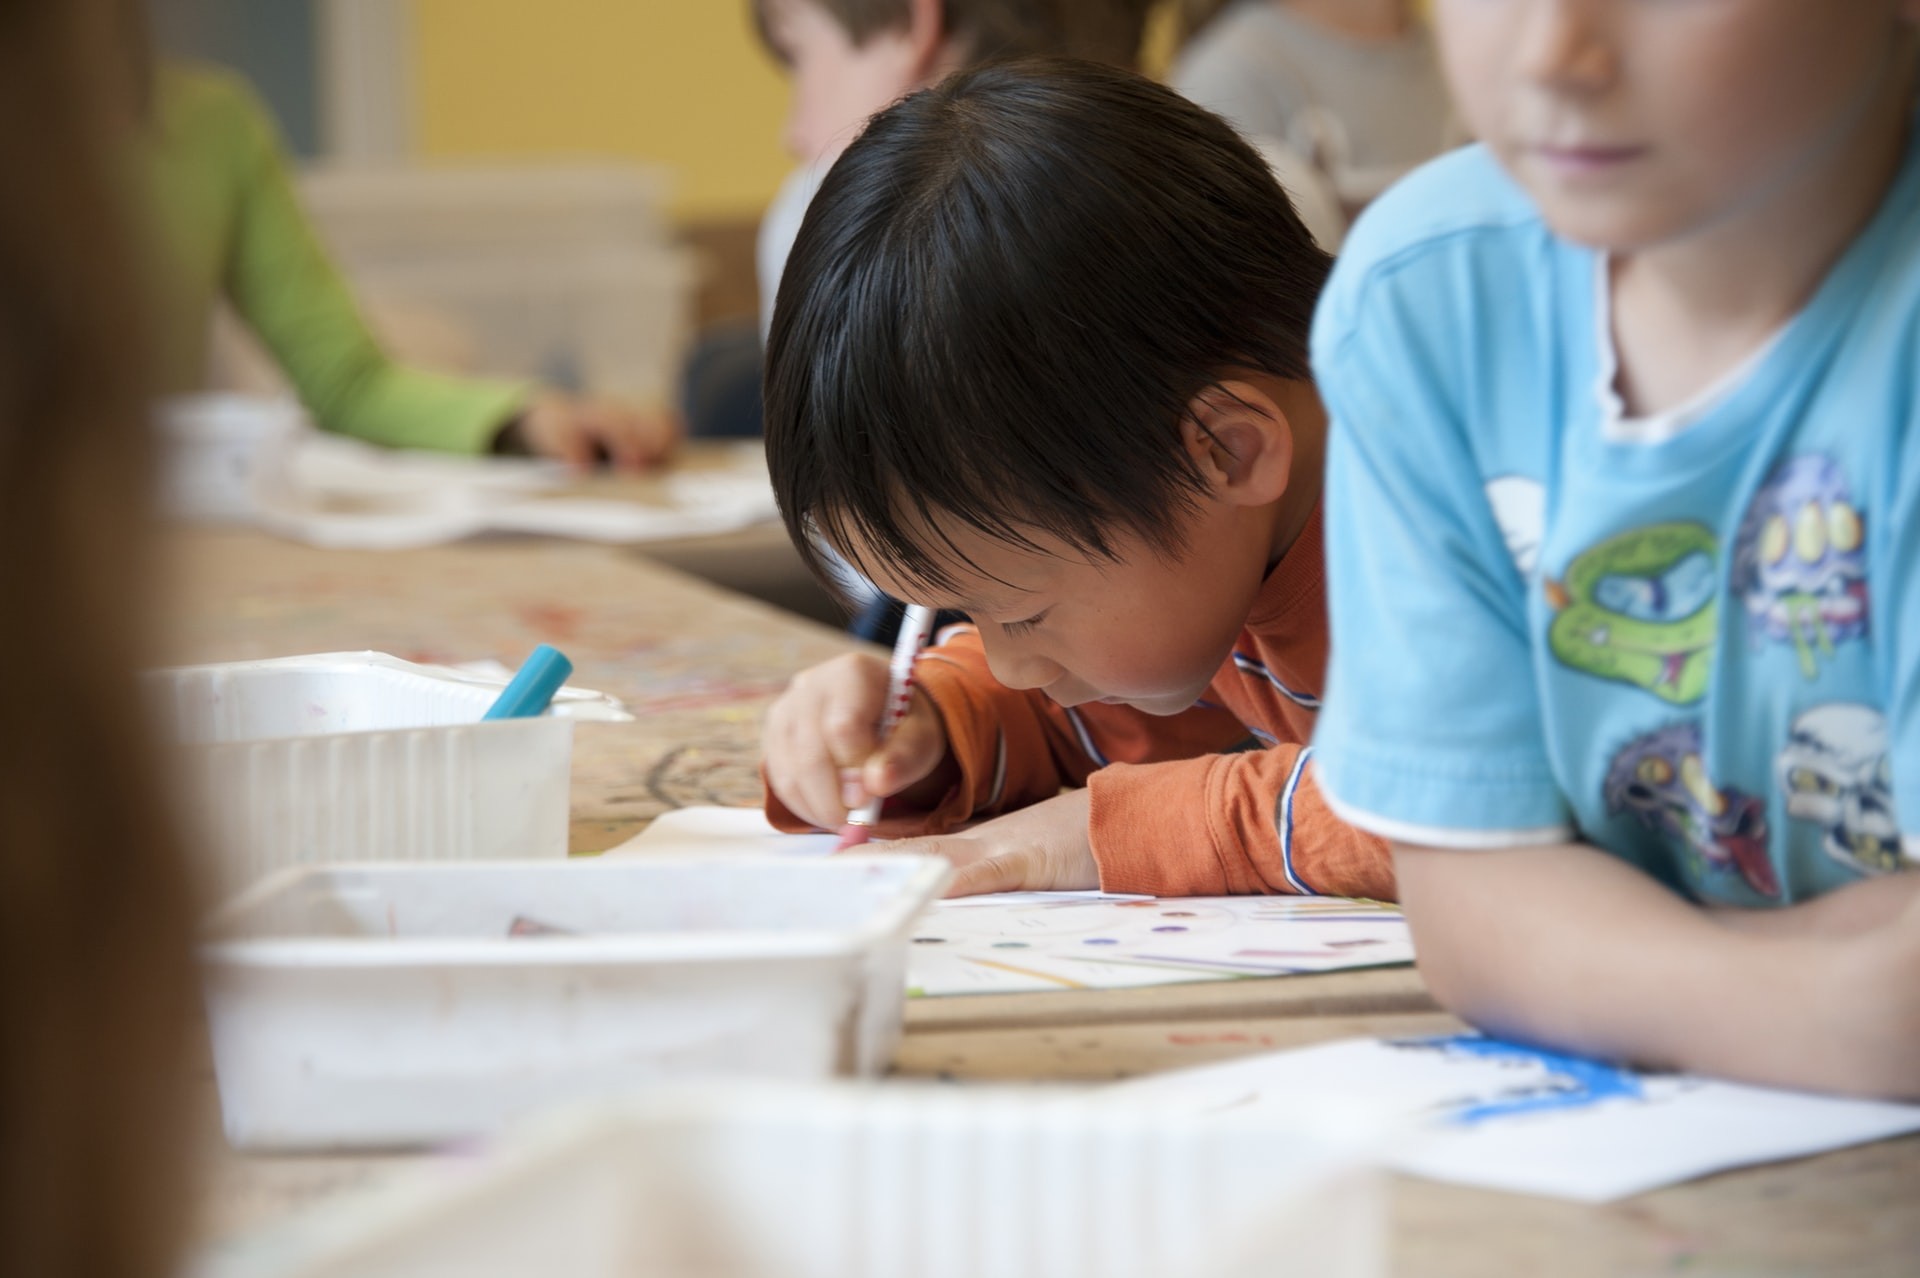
left=255, top=434, right=780, bottom=549
left=1106, top=1035, right=1920, bottom=1202
left=159, top=396, right=779, bottom=548
left=612, top=807, right=1415, bottom=997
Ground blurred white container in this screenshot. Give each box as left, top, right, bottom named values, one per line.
left=157, top=394, right=305, bottom=523
left=297, top=163, right=695, bottom=403
left=201, top=856, right=953, bottom=1151
left=298, top=164, right=673, bottom=263
left=196, top=1084, right=1387, bottom=1278
left=153, top=652, right=621, bottom=900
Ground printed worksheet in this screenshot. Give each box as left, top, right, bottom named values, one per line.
left=611, top=807, right=1415, bottom=996
left=905, top=892, right=1411, bottom=995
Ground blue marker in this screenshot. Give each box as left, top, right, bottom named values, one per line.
left=482, top=645, right=574, bottom=720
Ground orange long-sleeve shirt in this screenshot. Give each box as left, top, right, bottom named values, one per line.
left=767, top=507, right=1395, bottom=899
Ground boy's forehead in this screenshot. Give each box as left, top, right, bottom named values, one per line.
left=835, top=515, right=1053, bottom=613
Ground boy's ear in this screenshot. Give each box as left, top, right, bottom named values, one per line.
left=1181, top=380, right=1296, bottom=509
left=903, top=0, right=953, bottom=80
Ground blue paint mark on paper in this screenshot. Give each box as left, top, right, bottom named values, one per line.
left=1405, top=1035, right=1647, bottom=1126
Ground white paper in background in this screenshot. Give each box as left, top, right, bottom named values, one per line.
left=1108, top=1035, right=1920, bottom=1202
left=254, top=433, right=780, bottom=549
left=158, top=395, right=780, bottom=549
left=610, top=807, right=1415, bottom=997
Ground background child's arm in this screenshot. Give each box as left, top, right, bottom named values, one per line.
left=1395, top=840, right=1920, bottom=1099
left=209, top=73, right=531, bottom=453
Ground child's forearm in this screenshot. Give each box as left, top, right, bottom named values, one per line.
left=1708, top=871, right=1920, bottom=938
left=1393, top=841, right=1920, bottom=1099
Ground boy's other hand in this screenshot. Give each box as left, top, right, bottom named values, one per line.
left=889, top=789, right=1099, bottom=897
left=762, top=653, right=954, bottom=831
left=515, top=390, right=681, bottom=472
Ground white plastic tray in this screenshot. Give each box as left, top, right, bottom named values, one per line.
left=201, top=856, right=953, bottom=1150
left=197, top=1083, right=1387, bottom=1278
left=152, top=652, right=625, bottom=900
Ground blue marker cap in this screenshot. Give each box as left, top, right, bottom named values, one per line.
left=482, top=644, right=574, bottom=720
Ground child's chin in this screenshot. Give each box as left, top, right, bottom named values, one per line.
left=1117, top=691, right=1207, bottom=717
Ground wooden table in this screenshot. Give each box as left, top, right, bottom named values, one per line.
left=171, top=527, right=1920, bottom=1276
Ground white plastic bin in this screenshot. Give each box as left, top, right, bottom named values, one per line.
left=297, top=164, right=693, bottom=403
left=201, top=855, right=953, bottom=1150
left=152, top=652, right=616, bottom=899
left=196, top=1084, right=1386, bottom=1278
left=298, top=164, right=674, bottom=264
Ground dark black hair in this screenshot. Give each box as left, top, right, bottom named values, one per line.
left=764, top=57, right=1332, bottom=598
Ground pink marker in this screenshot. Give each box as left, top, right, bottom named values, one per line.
left=835, top=603, right=939, bottom=850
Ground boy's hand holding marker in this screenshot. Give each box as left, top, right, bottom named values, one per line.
left=762, top=646, right=1099, bottom=894
left=762, top=652, right=956, bottom=838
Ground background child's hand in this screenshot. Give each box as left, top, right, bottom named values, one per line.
left=890, top=789, right=1100, bottom=897
left=514, top=390, right=681, bottom=472
left=762, top=653, right=954, bottom=831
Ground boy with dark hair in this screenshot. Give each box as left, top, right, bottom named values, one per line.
left=759, top=59, right=1394, bottom=901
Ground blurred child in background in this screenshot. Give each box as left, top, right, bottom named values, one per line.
left=118, top=0, right=677, bottom=468
left=1171, top=0, right=1456, bottom=227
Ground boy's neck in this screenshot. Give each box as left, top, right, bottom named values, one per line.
left=1610, top=64, right=1914, bottom=417
left=1278, top=0, right=1410, bottom=43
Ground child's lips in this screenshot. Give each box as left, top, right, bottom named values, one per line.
left=1529, top=142, right=1648, bottom=175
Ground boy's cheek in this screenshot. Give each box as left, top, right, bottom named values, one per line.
left=783, top=41, right=926, bottom=161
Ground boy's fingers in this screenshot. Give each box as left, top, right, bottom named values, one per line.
left=864, top=705, right=945, bottom=795
left=822, top=704, right=880, bottom=773
left=945, top=851, right=1031, bottom=898
left=765, top=711, right=847, bottom=830
left=602, top=407, right=663, bottom=472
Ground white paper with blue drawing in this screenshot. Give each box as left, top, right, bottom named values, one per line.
left=1107, top=1035, right=1920, bottom=1202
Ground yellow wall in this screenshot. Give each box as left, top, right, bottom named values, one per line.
left=411, top=1, right=1187, bottom=225
left=412, top=0, right=794, bottom=223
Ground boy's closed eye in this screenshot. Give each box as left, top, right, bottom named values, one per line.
left=998, top=608, right=1052, bottom=637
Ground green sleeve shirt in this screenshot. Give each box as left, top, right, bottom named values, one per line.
left=142, top=64, right=530, bottom=453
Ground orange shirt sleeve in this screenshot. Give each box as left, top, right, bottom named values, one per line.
left=1088, top=747, right=1395, bottom=899
left=765, top=625, right=1246, bottom=836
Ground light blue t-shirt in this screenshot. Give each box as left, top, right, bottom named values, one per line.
left=1310, top=127, right=1920, bottom=907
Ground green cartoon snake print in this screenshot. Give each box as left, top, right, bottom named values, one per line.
left=1547, top=522, right=1718, bottom=705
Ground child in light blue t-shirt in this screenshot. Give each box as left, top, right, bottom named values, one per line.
left=1312, top=2, right=1920, bottom=1099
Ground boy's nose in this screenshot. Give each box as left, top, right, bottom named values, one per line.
left=1515, top=0, right=1619, bottom=94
